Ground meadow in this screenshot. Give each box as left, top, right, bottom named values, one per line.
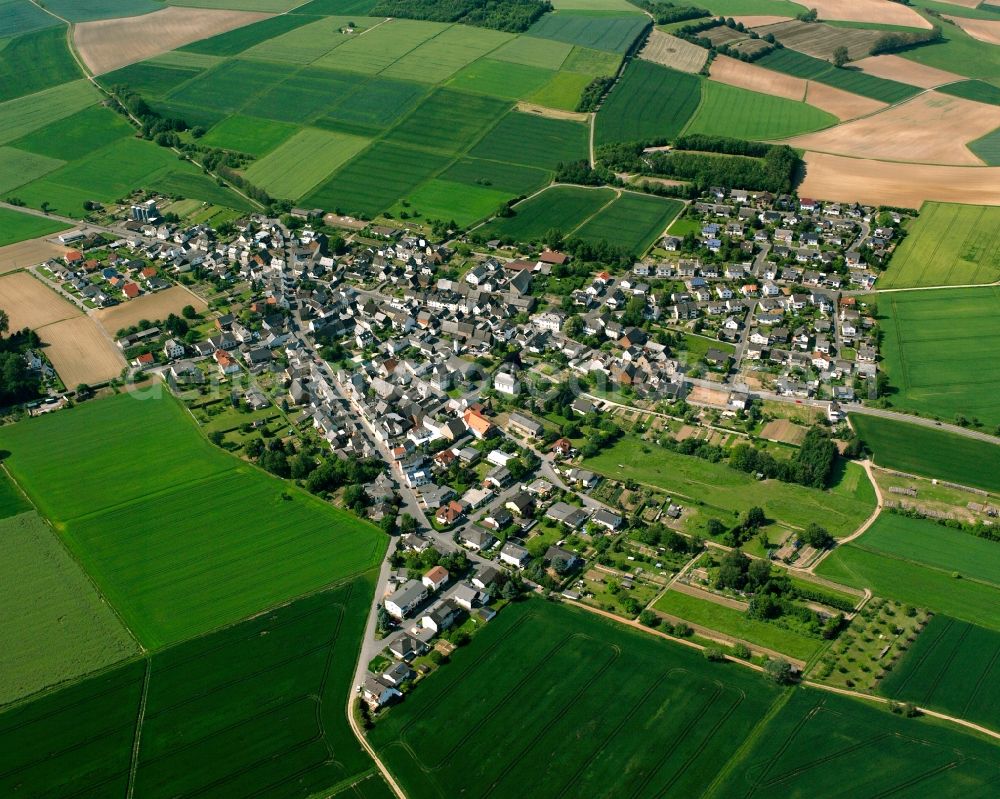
left=878, top=202, right=1000, bottom=288
left=595, top=60, right=702, bottom=145
left=881, top=616, right=1000, bottom=731
left=526, top=11, right=649, bottom=54
left=102, top=61, right=205, bottom=97
left=179, top=13, right=316, bottom=56
left=480, top=185, right=616, bottom=242
left=315, top=75, right=429, bottom=136
left=439, top=156, right=550, bottom=196
left=249, top=67, right=374, bottom=123
left=41, top=0, right=161, bottom=21
left=390, top=179, right=510, bottom=227
left=850, top=414, right=1000, bottom=491
left=0, top=26, right=81, bottom=103
left=197, top=113, right=297, bottom=155
left=378, top=24, right=513, bottom=84
left=468, top=111, right=589, bottom=170
left=899, top=11, right=1000, bottom=82
left=584, top=435, right=875, bottom=538
left=448, top=58, right=555, bottom=100
left=684, top=81, right=837, bottom=141
left=877, top=285, right=1000, bottom=428
left=653, top=588, right=824, bottom=660
left=572, top=191, right=683, bottom=253
left=0, top=207, right=69, bottom=247
left=0, top=578, right=379, bottom=797
left=370, top=598, right=783, bottom=798
left=757, top=48, right=921, bottom=103
left=0, top=392, right=385, bottom=649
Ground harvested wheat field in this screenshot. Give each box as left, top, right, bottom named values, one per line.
left=0, top=238, right=70, bottom=275
left=709, top=55, right=805, bottom=101
left=852, top=54, right=965, bottom=89
left=807, top=0, right=932, bottom=29
left=784, top=92, right=1000, bottom=165
left=39, top=317, right=125, bottom=387
left=0, top=273, right=77, bottom=330
left=803, top=81, right=886, bottom=120
left=761, top=419, right=807, bottom=445
left=753, top=20, right=881, bottom=60
left=800, top=152, right=1000, bottom=207
left=944, top=15, right=1000, bottom=46
left=75, top=7, right=271, bottom=75
left=94, top=285, right=207, bottom=333
left=639, top=29, right=707, bottom=74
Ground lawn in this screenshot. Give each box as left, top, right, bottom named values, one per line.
left=876, top=286, right=1000, bottom=428
left=243, top=127, right=370, bottom=200
left=439, top=156, right=550, bottom=195
left=370, top=598, right=784, bottom=798
left=0, top=207, right=70, bottom=247
left=757, top=48, right=921, bottom=103
left=11, top=104, right=133, bottom=161
left=595, top=60, right=702, bottom=145
left=198, top=114, right=298, bottom=155
left=878, top=202, right=1000, bottom=288
left=383, top=88, right=511, bottom=154
left=572, top=191, right=683, bottom=253
left=684, top=81, right=837, bottom=141
left=0, top=80, right=99, bottom=145
left=817, top=545, right=1000, bottom=630
left=584, top=435, right=875, bottom=538
left=653, top=588, right=824, bottom=661
left=390, top=179, right=509, bottom=227
left=880, top=615, right=1000, bottom=731
left=479, top=184, right=617, bottom=243
left=468, top=110, right=589, bottom=170
left=0, top=27, right=82, bottom=103
left=447, top=58, right=556, bottom=100
left=0, top=577, right=378, bottom=797
left=303, top=140, right=452, bottom=218
left=851, top=414, right=1000, bottom=491
left=526, top=11, right=649, bottom=54
left=0, top=392, right=385, bottom=649
left=0, top=511, right=138, bottom=706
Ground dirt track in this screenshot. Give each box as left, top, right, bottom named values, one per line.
left=75, top=7, right=271, bottom=75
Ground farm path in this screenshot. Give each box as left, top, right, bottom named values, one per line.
left=806, top=459, right=883, bottom=574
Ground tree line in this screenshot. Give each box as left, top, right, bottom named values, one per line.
left=628, top=0, right=709, bottom=24
left=368, top=0, right=552, bottom=32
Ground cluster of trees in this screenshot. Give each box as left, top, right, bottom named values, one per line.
left=633, top=522, right=702, bottom=555
left=577, top=419, right=624, bottom=458
left=870, top=25, right=942, bottom=55
left=0, top=315, right=42, bottom=407
left=674, top=16, right=776, bottom=62
left=368, top=0, right=551, bottom=32
left=629, top=0, right=708, bottom=25
left=575, top=76, right=615, bottom=112
left=728, top=426, right=838, bottom=489
left=108, top=85, right=188, bottom=143
left=555, top=160, right=610, bottom=186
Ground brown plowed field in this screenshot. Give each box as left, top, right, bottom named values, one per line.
left=944, top=14, right=1000, bottom=45
left=784, top=91, right=1000, bottom=165
left=807, top=0, right=932, bottom=29
left=0, top=272, right=77, bottom=330
left=75, top=7, right=271, bottom=75
left=709, top=55, right=806, bottom=101
left=799, top=152, right=1000, bottom=208
left=803, top=81, right=886, bottom=120
left=0, top=238, right=70, bottom=274
left=852, top=54, right=965, bottom=88
left=753, top=19, right=881, bottom=60
left=94, top=285, right=207, bottom=333
left=40, top=317, right=126, bottom=387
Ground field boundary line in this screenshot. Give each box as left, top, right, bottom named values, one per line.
left=125, top=658, right=151, bottom=799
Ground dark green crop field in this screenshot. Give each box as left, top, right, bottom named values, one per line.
left=469, top=111, right=589, bottom=170
left=757, top=48, right=920, bottom=103
left=0, top=27, right=81, bottom=103
left=480, top=184, right=616, bottom=242
left=527, top=11, right=648, bottom=54
left=573, top=192, right=683, bottom=253
left=595, top=60, right=702, bottom=145
left=938, top=79, right=1000, bottom=106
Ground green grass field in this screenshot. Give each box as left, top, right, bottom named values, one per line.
left=851, top=414, right=1000, bottom=491
left=490, top=34, right=572, bottom=69
left=0, top=577, right=378, bottom=795
left=384, top=88, right=511, bottom=154
left=654, top=589, right=823, bottom=660
left=0, top=80, right=98, bottom=145
left=247, top=66, right=363, bottom=123
left=757, top=48, right=920, bottom=103
left=0, top=511, right=138, bottom=706
left=469, top=111, right=589, bottom=169
left=528, top=69, right=593, bottom=109
left=0, top=206, right=70, bottom=246
left=881, top=615, right=1000, bottom=731
left=0, top=27, right=82, bottom=103
left=243, top=127, right=370, bottom=199
left=879, top=203, right=1000, bottom=288
left=685, top=81, right=837, bottom=141
left=168, top=58, right=297, bottom=114
left=153, top=171, right=254, bottom=211
left=315, top=74, right=429, bottom=136
left=0, top=145, right=64, bottom=198
left=181, top=12, right=317, bottom=56
left=585, top=435, right=875, bottom=538
left=573, top=191, right=682, bottom=253
left=562, top=44, right=621, bottom=77
left=100, top=61, right=205, bottom=98
left=439, top=156, right=550, bottom=195
left=596, top=60, right=702, bottom=145
left=198, top=114, right=297, bottom=155
left=391, top=178, right=510, bottom=226
left=899, top=13, right=1000, bottom=82
left=0, top=0, right=62, bottom=38
left=314, top=18, right=446, bottom=74
left=527, top=11, right=649, bottom=54
left=938, top=79, right=1000, bottom=106
left=0, top=392, right=385, bottom=649
left=480, top=184, right=616, bottom=242
left=371, top=598, right=784, bottom=798
left=241, top=15, right=367, bottom=64
left=379, top=24, right=513, bottom=84
left=11, top=104, right=133, bottom=161
left=41, top=0, right=161, bottom=21
left=970, top=126, right=1000, bottom=166
left=877, top=286, right=1000, bottom=428
left=447, top=58, right=556, bottom=100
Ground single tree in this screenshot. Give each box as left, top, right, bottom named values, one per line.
left=832, top=46, right=850, bottom=68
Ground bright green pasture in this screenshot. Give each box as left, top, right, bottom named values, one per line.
left=153, top=171, right=254, bottom=211
left=0, top=471, right=28, bottom=519
left=243, top=127, right=369, bottom=199
left=199, top=114, right=297, bottom=155
left=654, top=589, right=823, bottom=660
left=303, top=141, right=452, bottom=217
left=584, top=435, right=875, bottom=538
left=316, top=75, right=429, bottom=136
left=573, top=192, right=682, bottom=253
left=0, top=511, right=138, bottom=706
left=686, top=81, right=837, bottom=140
left=380, top=24, right=513, bottom=84
left=0, top=393, right=384, bottom=649
left=391, top=179, right=509, bottom=226
left=0, top=80, right=98, bottom=145
left=439, top=157, right=550, bottom=195
left=11, top=104, right=133, bottom=161
left=167, top=0, right=304, bottom=10
left=241, top=15, right=370, bottom=64
left=384, top=88, right=511, bottom=153
left=757, top=48, right=920, bottom=103
left=596, top=60, right=702, bottom=145
left=490, top=35, right=572, bottom=70
left=469, top=111, right=588, bottom=169
left=528, top=70, right=593, bottom=109
left=100, top=62, right=203, bottom=98
left=527, top=11, right=649, bottom=54
left=900, top=12, right=1000, bottom=81
left=448, top=58, right=555, bottom=100
left=148, top=50, right=224, bottom=70
left=877, top=286, right=1000, bottom=428
left=562, top=45, right=621, bottom=77
left=480, top=184, right=616, bottom=242
left=851, top=413, right=1000, bottom=491
left=881, top=616, right=1000, bottom=731
left=371, top=599, right=783, bottom=798
left=0, top=27, right=81, bottom=103
left=0, top=147, right=64, bottom=195
left=314, top=18, right=446, bottom=74
left=0, top=207, right=70, bottom=246
left=878, top=202, right=1000, bottom=288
